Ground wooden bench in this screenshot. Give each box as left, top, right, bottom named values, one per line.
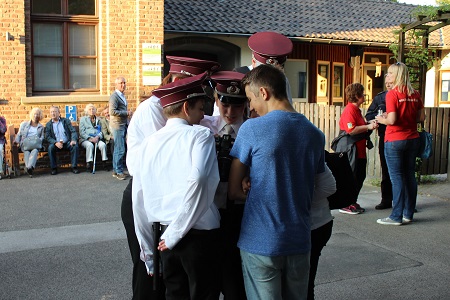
left=8, top=124, right=111, bottom=176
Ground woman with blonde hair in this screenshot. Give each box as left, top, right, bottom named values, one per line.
left=14, top=107, right=45, bottom=177
left=376, top=62, right=425, bottom=225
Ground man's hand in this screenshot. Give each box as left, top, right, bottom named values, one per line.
left=157, top=239, right=169, bottom=252
left=55, top=141, right=63, bottom=149
left=70, top=140, right=76, bottom=147
left=89, top=136, right=99, bottom=144
left=242, top=176, right=251, bottom=195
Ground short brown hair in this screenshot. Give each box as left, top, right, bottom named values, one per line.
left=345, top=83, right=364, bottom=103
left=242, top=64, right=287, bottom=100
left=162, top=97, right=205, bottom=117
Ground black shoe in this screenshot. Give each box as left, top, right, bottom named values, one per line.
left=51, top=168, right=58, bottom=175
left=375, top=202, right=392, bottom=210
left=27, top=168, right=33, bottom=178
left=102, top=161, right=109, bottom=171
left=72, top=168, right=80, bottom=174
left=86, top=162, right=92, bottom=172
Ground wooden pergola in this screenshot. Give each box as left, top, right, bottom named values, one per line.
left=398, top=11, right=450, bottom=96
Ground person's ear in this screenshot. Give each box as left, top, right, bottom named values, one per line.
left=182, top=101, right=190, bottom=116
left=259, top=87, right=269, bottom=101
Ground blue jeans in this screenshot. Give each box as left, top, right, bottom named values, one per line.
left=48, top=141, right=79, bottom=169
left=385, top=138, right=420, bottom=222
left=112, top=127, right=126, bottom=174
left=240, top=250, right=310, bottom=300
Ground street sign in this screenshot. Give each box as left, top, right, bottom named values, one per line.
left=65, top=105, right=77, bottom=122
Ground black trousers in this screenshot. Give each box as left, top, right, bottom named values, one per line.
left=161, top=228, right=221, bottom=300
left=219, top=204, right=247, bottom=300
left=121, top=179, right=165, bottom=300
left=308, top=220, right=333, bottom=300
left=379, top=137, right=393, bottom=204
left=354, top=158, right=367, bottom=196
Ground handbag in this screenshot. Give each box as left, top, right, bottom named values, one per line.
left=21, top=135, right=42, bottom=151
left=418, top=130, right=433, bottom=159
left=325, top=150, right=358, bottom=210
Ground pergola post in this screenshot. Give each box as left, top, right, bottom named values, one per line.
left=398, top=30, right=405, bottom=63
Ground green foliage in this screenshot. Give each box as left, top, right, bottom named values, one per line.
left=436, top=0, right=450, bottom=6
left=388, top=4, right=450, bottom=88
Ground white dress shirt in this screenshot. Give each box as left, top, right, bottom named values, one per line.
left=132, top=118, right=220, bottom=273
left=311, top=164, right=336, bottom=230
left=200, top=115, right=242, bottom=139
left=126, top=95, right=167, bottom=176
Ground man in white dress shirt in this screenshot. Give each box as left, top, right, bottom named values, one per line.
left=122, top=56, right=220, bottom=299
left=132, top=73, right=221, bottom=299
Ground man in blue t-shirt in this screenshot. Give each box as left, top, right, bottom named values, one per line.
left=228, top=64, right=326, bottom=300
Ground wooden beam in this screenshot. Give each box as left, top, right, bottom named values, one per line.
left=398, top=31, right=405, bottom=63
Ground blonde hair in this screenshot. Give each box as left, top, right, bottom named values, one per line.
left=389, top=62, right=415, bottom=96
left=29, top=107, right=44, bottom=121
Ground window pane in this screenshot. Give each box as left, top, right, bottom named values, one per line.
left=70, top=58, right=97, bottom=89
left=364, top=54, right=387, bottom=64
left=333, top=65, right=344, bottom=98
left=284, top=60, right=308, bottom=99
left=32, top=0, right=61, bottom=14
left=33, top=23, right=62, bottom=56
left=69, top=25, right=96, bottom=56
left=318, top=64, right=328, bottom=97
left=68, top=0, right=95, bottom=15
left=34, top=58, right=63, bottom=89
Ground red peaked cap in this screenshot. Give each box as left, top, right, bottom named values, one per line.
left=211, top=71, right=247, bottom=104
left=152, top=72, right=208, bottom=108
left=166, top=56, right=221, bottom=76
left=248, top=31, right=293, bottom=65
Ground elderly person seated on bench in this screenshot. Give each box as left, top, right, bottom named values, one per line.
left=79, top=104, right=108, bottom=172
left=13, top=107, right=45, bottom=178
left=100, top=105, right=114, bottom=157
left=45, top=105, right=79, bottom=175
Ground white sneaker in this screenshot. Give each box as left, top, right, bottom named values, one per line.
left=402, top=217, right=412, bottom=224
left=377, top=217, right=402, bottom=226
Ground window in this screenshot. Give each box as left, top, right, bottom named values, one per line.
left=31, top=0, right=97, bottom=93
left=284, top=60, right=308, bottom=102
left=332, top=64, right=344, bottom=101
left=317, top=62, right=330, bottom=102
left=441, top=72, right=450, bottom=102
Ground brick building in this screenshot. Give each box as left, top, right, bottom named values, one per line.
left=1, top=0, right=164, bottom=159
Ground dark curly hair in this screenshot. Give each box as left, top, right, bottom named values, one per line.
left=345, top=83, right=364, bottom=103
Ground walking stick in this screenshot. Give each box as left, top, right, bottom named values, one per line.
left=153, top=222, right=161, bottom=298
left=92, top=142, right=97, bottom=174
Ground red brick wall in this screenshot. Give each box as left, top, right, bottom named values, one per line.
left=0, top=0, right=164, bottom=164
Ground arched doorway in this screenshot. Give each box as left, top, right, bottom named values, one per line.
left=164, top=36, right=241, bottom=75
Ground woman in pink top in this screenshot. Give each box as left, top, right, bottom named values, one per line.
left=375, top=62, right=425, bottom=225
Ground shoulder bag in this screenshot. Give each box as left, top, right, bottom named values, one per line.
left=418, top=130, right=433, bottom=159
left=325, top=150, right=358, bottom=209
left=21, top=135, right=42, bottom=151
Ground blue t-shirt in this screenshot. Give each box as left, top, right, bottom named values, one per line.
left=230, top=110, right=325, bottom=256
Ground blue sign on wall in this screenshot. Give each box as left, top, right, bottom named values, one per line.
left=65, top=105, right=77, bottom=122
